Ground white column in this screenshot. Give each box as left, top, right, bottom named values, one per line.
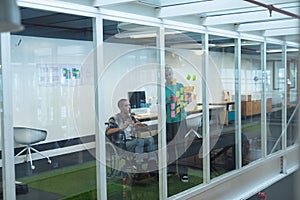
left=93, top=16, right=107, bottom=200
left=234, top=37, right=242, bottom=169
left=202, top=32, right=210, bottom=183
left=157, top=26, right=167, bottom=200
left=0, top=32, right=16, bottom=200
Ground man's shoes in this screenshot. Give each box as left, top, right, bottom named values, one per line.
left=180, top=175, right=189, bottom=183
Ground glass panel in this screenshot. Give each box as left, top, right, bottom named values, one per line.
left=266, top=43, right=284, bottom=154
left=287, top=47, right=299, bottom=147
left=241, top=40, right=262, bottom=161
left=165, top=28, right=203, bottom=196
left=12, top=8, right=96, bottom=199
left=103, top=19, right=159, bottom=200
left=208, top=35, right=243, bottom=177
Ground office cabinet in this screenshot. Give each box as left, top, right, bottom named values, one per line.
left=241, top=98, right=272, bottom=118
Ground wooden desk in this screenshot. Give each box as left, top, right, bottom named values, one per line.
left=198, top=101, right=235, bottom=126
left=134, top=105, right=225, bottom=122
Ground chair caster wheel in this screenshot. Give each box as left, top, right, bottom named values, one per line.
left=31, top=165, right=35, bottom=170
left=48, top=160, right=52, bottom=164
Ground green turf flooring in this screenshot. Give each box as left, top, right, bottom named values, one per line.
left=18, top=161, right=204, bottom=200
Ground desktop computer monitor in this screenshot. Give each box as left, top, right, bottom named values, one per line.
left=128, top=91, right=146, bottom=109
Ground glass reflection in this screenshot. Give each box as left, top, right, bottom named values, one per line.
left=103, top=19, right=159, bottom=200
left=208, top=35, right=244, bottom=178
left=12, top=8, right=96, bottom=199
left=165, top=28, right=203, bottom=196
left=286, top=47, right=299, bottom=147
left=266, top=43, right=284, bottom=154
left=241, top=40, right=263, bottom=161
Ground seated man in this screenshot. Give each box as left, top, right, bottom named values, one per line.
left=106, top=98, right=157, bottom=172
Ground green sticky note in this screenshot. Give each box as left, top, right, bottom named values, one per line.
left=192, top=75, right=196, bottom=81
left=193, top=106, right=198, bottom=111
left=187, top=74, right=191, bottom=80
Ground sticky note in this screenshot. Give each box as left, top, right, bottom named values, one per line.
left=176, top=91, right=180, bottom=97
left=176, top=107, right=181, bottom=114
left=191, top=86, right=195, bottom=92
left=171, top=103, right=175, bottom=110
left=171, top=111, right=175, bottom=118
left=180, top=95, right=184, bottom=101
left=184, top=95, right=188, bottom=101
left=187, top=74, right=191, bottom=80
left=193, top=94, right=197, bottom=100
left=180, top=87, right=184, bottom=93
left=192, top=75, right=196, bottom=81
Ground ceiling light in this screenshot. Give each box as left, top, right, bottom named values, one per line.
left=256, top=48, right=299, bottom=53
left=115, top=30, right=182, bottom=39
left=0, top=0, right=23, bottom=32
left=170, top=43, right=202, bottom=49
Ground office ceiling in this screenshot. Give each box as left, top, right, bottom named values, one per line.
left=13, top=0, right=299, bottom=56
left=95, top=0, right=300, bottom=44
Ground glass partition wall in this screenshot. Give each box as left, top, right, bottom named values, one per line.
left=266, top=43, right=284, bottom=154
left=102, top=19, right=160, bottom=199
left=164, top=29, right=203, bottom=196
left=11, top=8, right=96, bottom=199
left=286, top=47, right=298, bottom=147
left=240, top=40, right=263, bottom=162
left=0, top=4, right=297, bottom=200
left=208, top=35, right=240, bottom=177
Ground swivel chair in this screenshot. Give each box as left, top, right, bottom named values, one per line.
left=14, top=127, right=51, bottom=170
left=185, top=112, right=202, bottom=138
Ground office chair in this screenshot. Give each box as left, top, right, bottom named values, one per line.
left=14, top=127, right=51, bottom=170
left=185, top=112, right=202, bottom=139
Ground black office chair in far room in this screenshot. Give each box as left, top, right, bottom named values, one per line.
left=14, top=127, right=51, bottom=170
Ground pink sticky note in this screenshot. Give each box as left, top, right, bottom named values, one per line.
left=171, top=111, right=175, bottom=118
left=171, top=103, right=175, bottom=110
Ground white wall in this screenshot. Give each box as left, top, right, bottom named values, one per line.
left=10, top=35, right=95, bottom=144
left=8, top=35, right=293, bottom=146
left=101, top=44, right=206, bottom=121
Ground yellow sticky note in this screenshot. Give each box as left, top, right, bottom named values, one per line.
left=177, top=99, right=181, bottom=104
left=176, top=107, right=181, bottom=114
left=193, top=93, right=197, bottom=100
left=184, top=86, right=188, bottom=92
left=191, top=86, right=195, bottom=92
left=184, top=95, right=188, bottom=101
left=176, top=91, right=180, bottom=97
